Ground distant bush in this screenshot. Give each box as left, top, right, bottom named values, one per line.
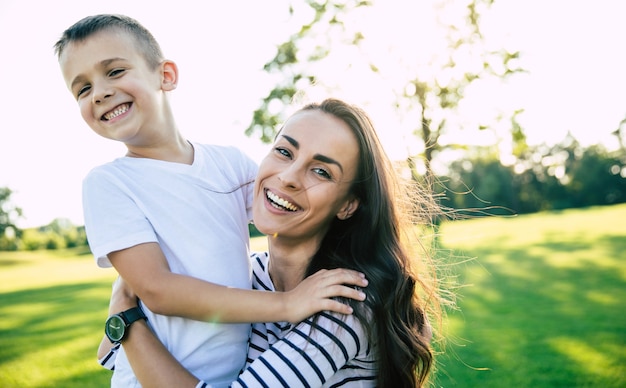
left=0, top=236, right=19, bottom=251
left=438, top=143, right=625, bottom=216
left=12, top=219, right=88, bottom=251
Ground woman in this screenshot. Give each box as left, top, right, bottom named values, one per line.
left=104, top=98, right=443, bottom=387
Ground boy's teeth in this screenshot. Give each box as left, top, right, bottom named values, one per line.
left=266, top=190, right=298, bottom=211
left=104, top=104, right=129, bottom=120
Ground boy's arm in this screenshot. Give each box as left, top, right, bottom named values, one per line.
left=109, top=242, right=367, bottom=323
left=126, top=319, right=201, bottom=387
left=102, top=278, right=201, bottom=387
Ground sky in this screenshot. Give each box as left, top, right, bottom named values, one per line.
left=0, top=0, right=624, bottom=228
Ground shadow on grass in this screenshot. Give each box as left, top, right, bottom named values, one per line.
left=0, top=258, right=22, bottom=267
left=48, top=369, right=112, bottom=388
left=0, top=280, right=113, bottom=387
left=436, top=233, right=626, bottom=387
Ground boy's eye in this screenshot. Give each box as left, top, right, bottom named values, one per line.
left=109, top=68, right=125, bottom=77
left=77, top=85, right=91, bottom=98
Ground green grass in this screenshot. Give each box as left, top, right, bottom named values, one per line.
left=434, top=204, right=626, bottom=387
left=0, top=205, right=624, bottom=387
left=0, top=248, right=117, bottom=387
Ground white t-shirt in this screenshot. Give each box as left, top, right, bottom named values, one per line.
left=83, top=143, right=257, bottom=387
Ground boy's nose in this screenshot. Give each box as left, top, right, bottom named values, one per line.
left=92, top=85, right=114, bottom=104
left=94, top=93, right=112, bottom=104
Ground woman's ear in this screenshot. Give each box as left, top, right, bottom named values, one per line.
left=337, top=197, right=360, bottom=220
left=160, top=60, right=178, bottom=91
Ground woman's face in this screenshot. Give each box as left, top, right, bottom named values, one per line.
left=253, top=110, right=360, bottom=243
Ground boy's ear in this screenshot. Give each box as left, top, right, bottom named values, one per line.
left=160, top=60, right=178, bottom=91
left=337, top=197, right=360, bottom=221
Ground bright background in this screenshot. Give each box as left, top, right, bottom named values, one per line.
left=0, top=0, right=624, bottom=227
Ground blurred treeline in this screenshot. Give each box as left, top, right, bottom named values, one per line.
left=0, top=211, right=87, bottom=251
left=436, top=137, right=626, bottom=216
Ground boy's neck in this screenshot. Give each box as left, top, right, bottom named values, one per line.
left=126, top=138, right=194, bottom=165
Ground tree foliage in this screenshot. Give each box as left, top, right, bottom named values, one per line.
left=11, top=218, right=88, bottom=252
left=246, top=0, right=525, bottom=188
left=401, top=0, right=525, bottom=184
left=439, top=138, right=626, bottom=215
left=245, top=0, right=371, bottom=143
left=0, top=187, right=22, bottom=250
left=0, top=189, right=89, bottom=251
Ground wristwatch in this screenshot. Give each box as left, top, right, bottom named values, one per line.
left=104, top=307, right=147, bottom=343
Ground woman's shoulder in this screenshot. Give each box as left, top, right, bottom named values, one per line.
left=250, top=251, right=269, bottom=267
left=250, top=252, right=273, bottom=291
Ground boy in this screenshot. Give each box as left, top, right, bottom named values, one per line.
left=55, top=14, right=365, bottom=387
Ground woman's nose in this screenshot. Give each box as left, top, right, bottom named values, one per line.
left=277, top=165, right=301, bottom=190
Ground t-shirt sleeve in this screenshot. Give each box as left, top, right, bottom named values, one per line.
left=222, top=146, right=258, bottom=223
left=82, top=168, right=157, bottom=267
left=232, top=312, right=366, bottom=387
left=238, top=150, right=257, bottom=223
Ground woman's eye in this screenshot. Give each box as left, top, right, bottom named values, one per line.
left=313, top=168, right=332, bottom=179
left=275, top=147, right=291, bottom=158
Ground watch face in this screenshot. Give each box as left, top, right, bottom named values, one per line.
left=105, top=315, right=126, bottom=342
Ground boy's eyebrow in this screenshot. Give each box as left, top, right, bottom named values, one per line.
left=281, top=134, right=344, bottom=173
left=69, top=57, right=126, bottom=90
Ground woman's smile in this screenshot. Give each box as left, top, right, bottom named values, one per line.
left=264, top=188, right=300, bottom=212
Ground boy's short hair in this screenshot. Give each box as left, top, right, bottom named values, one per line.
left=54, top=14, right=163, bottom=69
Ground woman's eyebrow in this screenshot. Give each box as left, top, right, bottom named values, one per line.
left=314, top=154, right=343, bottom=173
left=281, top=134, right=343, bottom=173
left=281, top=134, right=299, bottom=149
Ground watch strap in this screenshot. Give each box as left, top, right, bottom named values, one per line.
left=120, top=307, right=147, bottom=325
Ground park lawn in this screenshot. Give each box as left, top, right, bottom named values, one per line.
left=434, top=203, right=626, bottom=387
left=0, top=204, right=624, bottom=387
left=0, top=248, right=117, bottom=387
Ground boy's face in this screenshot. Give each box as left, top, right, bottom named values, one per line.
left=59, top=29, right=174, bottom=144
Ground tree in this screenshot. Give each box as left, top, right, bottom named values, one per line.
left=0, top=187, right=23, bottom=250
left=245, top=0, right=371, bottom=143
left=565, top=145, right=626, bottom=207
left=35, top=218, right=87, bottom=249
left=612, top=116, right=626, bottom=153
left=401, top=0, right=525, bottom=184
left=245, top=0, right=525, bottom=189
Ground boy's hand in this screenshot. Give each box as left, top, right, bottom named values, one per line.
left=97, top=277, right=140, bottom=361
left=108, top=276, right=139, bottom=315
left=284, top=269, right=368, bottom=323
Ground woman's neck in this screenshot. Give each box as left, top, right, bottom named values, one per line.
left=267, top=237, right=320, bottom=292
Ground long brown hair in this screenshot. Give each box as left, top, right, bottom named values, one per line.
left=303, top=98, right=442, bottom=387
